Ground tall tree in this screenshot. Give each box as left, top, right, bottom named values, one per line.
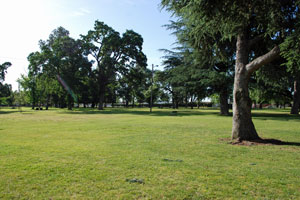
left=24, top=27, right=92, bottom=110
left=161, top=0, right=299, bottom=141
left=81, top=21, right=147, bottom=110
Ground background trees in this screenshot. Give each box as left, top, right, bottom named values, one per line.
left=17, top=21, right=149, bottom=109
left=18, top=27, right=92, bottom=110
left=0, top=62, right=12, bottom=105
left=80, top=21, right=147, bottom=110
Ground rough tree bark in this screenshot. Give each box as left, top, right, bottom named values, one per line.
left=291, top=80, right=300, bottom=115
left=232, top=34, right=280, bottom=141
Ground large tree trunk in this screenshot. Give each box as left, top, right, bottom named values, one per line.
left=291, top=80, right=300, bottom=115
left=232, top=38, right=259, bottom=140
left=219, top=88, right=229, bottom=116
left=232, top=34, right=280, bottom=141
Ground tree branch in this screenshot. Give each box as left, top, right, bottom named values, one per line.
left=246, top=46, right=280, bottom=75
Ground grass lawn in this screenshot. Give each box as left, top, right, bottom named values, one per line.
left=0, top=107, right=299, bottom=199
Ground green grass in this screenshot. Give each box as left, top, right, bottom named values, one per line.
left=0, top=107, right=299, bottom=199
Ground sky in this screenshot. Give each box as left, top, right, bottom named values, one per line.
left=0, top=0, right=176, bottom=90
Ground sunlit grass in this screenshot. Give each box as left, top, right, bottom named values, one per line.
left=0, top=107, right=299, bottom=199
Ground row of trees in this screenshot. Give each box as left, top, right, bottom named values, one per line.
left=16, top=20, right=236, bottom=112
left=17, top=21, right=155, bottom=110
left=160, top=0, right=299, bottom=141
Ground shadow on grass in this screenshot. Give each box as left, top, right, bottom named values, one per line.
left=252, top=112, right=300, bottom=121
left=59, top=108, right=224, bottom=117
left=232, top=138, right=300, bottom=147
left=257, top=139, right=300, bottom=146
left=0, top=110, right=21, bottom=115
left=0, top=109, right=32, bottom=115
left=59, top=108, right=300, bottom=121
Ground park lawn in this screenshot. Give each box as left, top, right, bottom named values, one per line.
left=0, top=107, right=299, bottom=199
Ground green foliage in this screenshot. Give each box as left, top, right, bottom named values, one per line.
left=22, top=27, right=92, bottom=109
left=250, top=59, right=293, bottom=106
left=0, top=62, right=12, bottom=104
left=80, top=20, right=147, bottom=109
left=0, top=62, right=11, bottom=82
left=117, top=65, right=150, bottom=106
left=280, top=16, right=300, bottom=76
left=162, top=0, right=297, bottom=43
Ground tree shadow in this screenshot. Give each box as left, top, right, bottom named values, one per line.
left=59, top=108, right=224, bottom=117
left=256, top=139, right=300, bottom=146
left=0, top=109, right=32, bottom=115
left=0, top=110, right=21, bottom=115
left=252, top=112, right=300, bottom=121
left=231, top=138, right=300, bottom=147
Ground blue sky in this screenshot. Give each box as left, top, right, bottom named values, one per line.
left=0, top=0, right=176, bottom=90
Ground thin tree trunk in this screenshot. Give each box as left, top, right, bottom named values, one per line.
left=291, top=80, right=300, bottom=114
left=220, top=88, right=229, bottom=115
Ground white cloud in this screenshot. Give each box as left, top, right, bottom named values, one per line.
left=70, top=8, right=91, bottom=17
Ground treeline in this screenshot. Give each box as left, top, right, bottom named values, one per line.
left=14, top=21, right=154, bottom=110
left=1, top=4, right=299, bottom=125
